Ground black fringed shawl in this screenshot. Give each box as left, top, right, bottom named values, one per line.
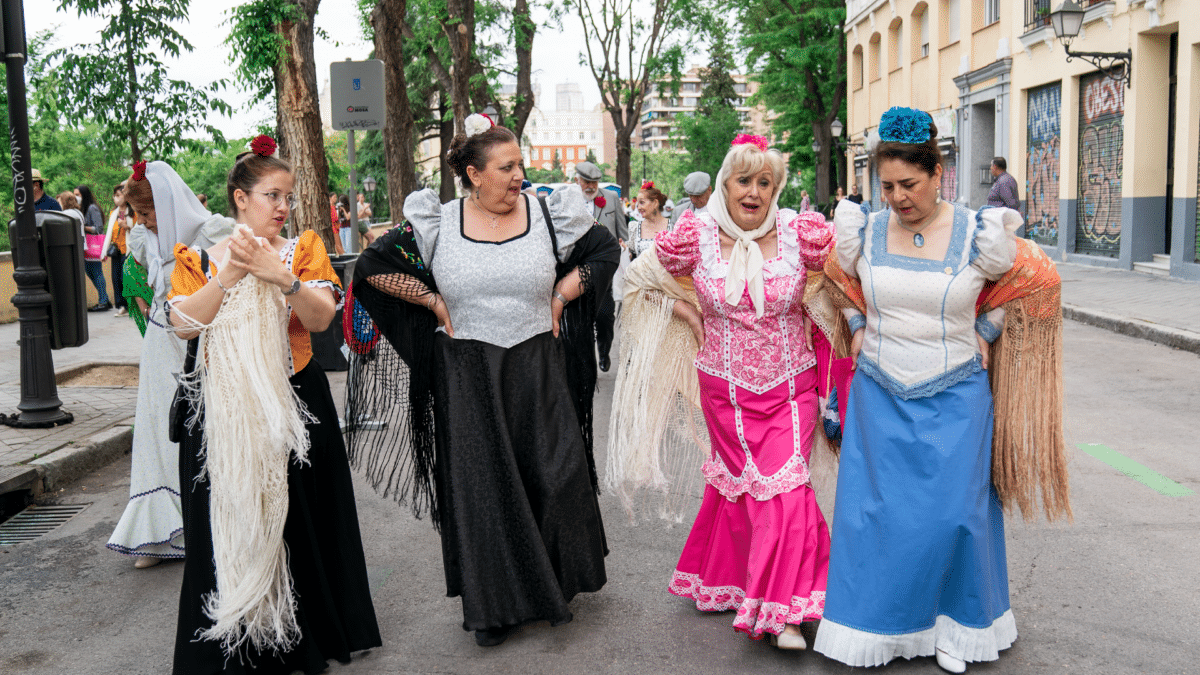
left=345, top=202, right=620, bottom=531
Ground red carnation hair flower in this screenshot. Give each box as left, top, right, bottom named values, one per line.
left=250, top=134, right=277, bottom=157
left=732, top=134, right=769, bottom=152
left=594, top=194, right=606, bottom=208
left=641, top=181, right=654, bottom=190
left=131, top=160, right=147, bottom=182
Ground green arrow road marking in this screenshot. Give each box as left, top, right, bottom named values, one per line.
left=1077, top=443, right=1195, bottom=497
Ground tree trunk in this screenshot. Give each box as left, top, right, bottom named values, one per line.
left=373, top=0, right=419, bottom=221
left=813, top=120, right=831, bottom=208
left=277, top=0, right=333, bottom=251
left=509, top=0, right=535, bottom=141
left=444, top=0, right=475, bottom=135
left=614, top=125, right=632, bottom=197
left=438, top=91, right=456, bottom=201
left=122, top=0, right=141, bottom=163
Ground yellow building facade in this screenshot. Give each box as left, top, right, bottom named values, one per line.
left=844, top=0, right=1200, bottom=279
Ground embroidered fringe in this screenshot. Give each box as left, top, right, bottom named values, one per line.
left=988, top=296, right=1072, bottom=522
left=176, top=251, right=314, bottom=657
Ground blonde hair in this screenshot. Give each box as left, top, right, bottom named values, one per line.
left=717, top=143, right=787, bottom=201
left=57, top=191, right=80, bottom=211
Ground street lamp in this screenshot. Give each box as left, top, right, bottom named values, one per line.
left=811, top=139, right=821, bottom=154
left=1049, top=0, right=1131, bottom=88
left=362, top=175, right=376, bottom=193
left=830, top=118, right=844, bottom=139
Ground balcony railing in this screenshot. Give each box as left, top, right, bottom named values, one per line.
left=1023, top=0, right=1053, bottom=33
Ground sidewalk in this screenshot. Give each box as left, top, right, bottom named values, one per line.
left=0, top=259, right=1197, bottom=497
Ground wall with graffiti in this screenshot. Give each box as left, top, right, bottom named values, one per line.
left=941, top=145, right=959, bottom=203
left=1076, top=71, right=1125, bottom=257
left=1026, top=82, right=1061, bottom=246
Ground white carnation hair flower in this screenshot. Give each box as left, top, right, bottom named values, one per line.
left=464, top=113, right=493, bottom=138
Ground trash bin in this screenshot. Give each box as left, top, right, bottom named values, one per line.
left=310, top=253, right=358, bottom=371
left=8, top=211, right=89, bottom=349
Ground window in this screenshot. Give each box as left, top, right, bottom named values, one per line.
left=567, top=148, right=575, bottom=160
left=914, top=3, right=930, bottom=59
left=532, top=148, right=539, bottom=161
left=853, top=45, right=864, bottom=89
left=941, top=0, right=960, bottom=44
left=869, top=34, right=881, bottom=81
left=579, top=131, right=585, bottom=140
left=734, top=83, right=747, bottom=93
left=888, top=19, right=903, bottom=72
left=985, top=0, right=999, bottom=25
left=591, top=132, right=597, bottom=140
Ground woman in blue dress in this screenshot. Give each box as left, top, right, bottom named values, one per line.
left=813, top=107, right=1024, bottom=673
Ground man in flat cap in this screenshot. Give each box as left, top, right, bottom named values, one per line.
left=571, top=161, right=625, bottom=371
left=670, top=171, right=711, bottom=225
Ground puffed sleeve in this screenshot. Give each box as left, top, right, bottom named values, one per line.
left=970, top=206, right=1020, bottom=280
left=403, top=189, right=443, bottom=265
left=189, top=214, right=236, bottom=250
left=292, top=230, right=343, bottom=308
left=790, top=211, right=835, bottom=272
left=167, top=243, right=219, bottom=302
left=654, top=209, right=703, bottom=277
left=834, top=198, right=869, bottom=278
left=543, top=184, right=594, bottom=260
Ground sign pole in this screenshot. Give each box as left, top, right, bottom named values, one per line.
left=346, top=129, right=357, bottom=254
left=330, top=57, right=385, bottom=258
left=1, top=0, right=71, bottom=428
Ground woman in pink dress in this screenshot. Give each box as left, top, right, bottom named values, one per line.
left=610, top=135, right=836, bottom=649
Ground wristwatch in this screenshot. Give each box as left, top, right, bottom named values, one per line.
left=282, top=277, right=302, bottom=296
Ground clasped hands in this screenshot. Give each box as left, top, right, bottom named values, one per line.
left=220, top=227, right=294, bottom=292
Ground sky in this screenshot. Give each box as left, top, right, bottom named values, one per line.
left=27, top=0, right=612, bottom=139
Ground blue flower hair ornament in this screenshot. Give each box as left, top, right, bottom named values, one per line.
left=878, top=106, right=934, bottom=145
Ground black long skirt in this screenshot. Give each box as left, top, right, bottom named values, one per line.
left=432, top=331, right=608, bottom=632
left=173, top=362, right=382, bottom=674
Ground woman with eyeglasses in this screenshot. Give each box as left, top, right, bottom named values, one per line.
left=166, top=137, right=381, bottom=674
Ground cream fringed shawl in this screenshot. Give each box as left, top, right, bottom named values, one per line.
left=607, top=252, right=840, bottom=522
left=174, top=237, right=314, bottom=657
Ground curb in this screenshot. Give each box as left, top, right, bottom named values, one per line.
left=28, top=423, right=134, bottom=492
left=1063, top=303, right=1200, bottom=355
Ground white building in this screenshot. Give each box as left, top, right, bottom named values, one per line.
left=524, top=83, right=608, bottom=172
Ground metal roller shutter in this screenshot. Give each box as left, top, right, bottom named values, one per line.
left=1076, top=70, right=1124, bottom=257
left=1027, top=82, right=1061, bottom=246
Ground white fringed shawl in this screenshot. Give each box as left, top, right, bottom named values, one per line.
left=607, top=250, right=842, bottom=524
left=176, top=231, right=314, bottom=657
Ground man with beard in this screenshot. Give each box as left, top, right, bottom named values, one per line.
left=573, top=161, right=625, bottom=371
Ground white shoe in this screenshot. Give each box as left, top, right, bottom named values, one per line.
left=770, top=626, right=807, bottom=650
left=936, top=648, right=966, bottom=673
left=134, top=556, right=162, bottom=569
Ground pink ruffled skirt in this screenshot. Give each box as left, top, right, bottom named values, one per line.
left=668, top=368, right=831, bottom=639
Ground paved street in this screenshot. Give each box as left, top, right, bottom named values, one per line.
left=0, top=315, right=1198, bottom=674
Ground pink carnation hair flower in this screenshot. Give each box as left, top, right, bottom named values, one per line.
left=732, top=134, right=769, bottom=152
left=250, top=134, right=278, bottom=157
left=641, top=181, right=654, bottom=190
left=131, top=160, right=147, bottom=182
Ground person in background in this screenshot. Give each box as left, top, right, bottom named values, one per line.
left=800, top=189, right=812, bottom=212
left=33, top=169, right=61, bottom=211
left=574, top=160, right=624, bottom=372
left=663, top=198, right=674, bottom=222
left=987, top=157, right=1020, bottom=211
left=74, top=185, right=113, bottom=312
left=670, top=171, right=712, bottom=225
left=356, top=193, right=377, bottom=248
left=847, top=184, right=863, bottom=204
left=57, top=191, right=84, bottom=223
left=834, top=186, right=845, bottom=206
left=329, top=191, right=346, bottom=255
left=195, top=193, right=208, bottom=208
left=627, top=181, right=670, bottom=259
left=105, top=182, right=132, bottom=317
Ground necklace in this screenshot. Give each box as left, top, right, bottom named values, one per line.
left=470, top=196, right=504, bottom=229
left=897, top=199, right=943, bottom=248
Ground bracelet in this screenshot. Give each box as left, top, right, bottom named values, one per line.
left=425, top=294, right=439, bottom=310
left=215, top=273, right=229, bottom=293
left=553, top=290, right=569, bottom=306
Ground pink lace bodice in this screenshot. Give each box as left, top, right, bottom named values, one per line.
left=656, top=209, right=834, bottom=394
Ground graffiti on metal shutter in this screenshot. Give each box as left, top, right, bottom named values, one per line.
left=870, top=162, right=882, bottom=211
left=941, top=145, right=958, bottom=203
left=1027, top=82, right=1061, bottom=246
left=1076, top=71, right=1124, bottom=257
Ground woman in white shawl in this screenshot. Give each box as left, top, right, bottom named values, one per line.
left=105, top=160, right=234, bottom=567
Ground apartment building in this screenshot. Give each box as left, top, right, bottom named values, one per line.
left=639, top=66, right=770, bottom=152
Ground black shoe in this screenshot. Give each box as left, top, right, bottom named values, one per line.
left=87, top=302, right=113, bottom=312
left=474, top=625, right=514, bottom=647
left=598, top=355, right=610, bottom=372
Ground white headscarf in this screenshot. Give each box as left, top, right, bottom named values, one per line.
left=142, top=161, right=213, bottom=293
left=708, top=161, right=781, bottom=319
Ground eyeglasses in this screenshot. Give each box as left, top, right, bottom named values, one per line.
left=251, top=191, right=298, bottom=210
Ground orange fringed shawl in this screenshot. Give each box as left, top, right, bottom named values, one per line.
left=822, top=239, right=1071, bottom=522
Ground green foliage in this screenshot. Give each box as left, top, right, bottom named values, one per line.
left=677, top=21, right=743, bottom=181
left=170, top=138, right=254, bottom=218
left=53, top=0, right=232, bottom=161
left=631, top=148, right=687, bottom=200
left=736, top=0, right=845, bottom=202
left=224, top=0, right=300, bottom=104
